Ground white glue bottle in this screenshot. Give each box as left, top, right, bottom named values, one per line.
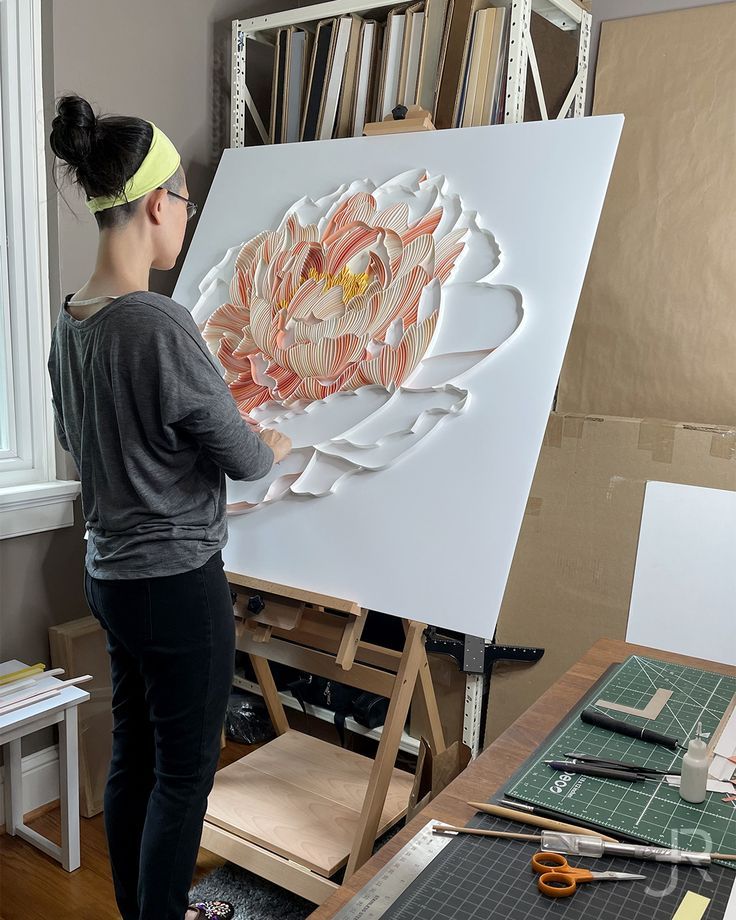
left=679, top=722, right=708, bottom=804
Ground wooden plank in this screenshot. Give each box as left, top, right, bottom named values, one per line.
left=246, top=731, right=413, bottom=819
left=200, top=822, right=340, bottom=904
left=226, top=572, right=361, bottom=614
left=205, top=734, right=411, bottom=876
left=48, top=617, right=111, bottom=818
left=249, top=655, right=290, bottom=735
left=238, top=634, right=396, bottom=697
left=336, top=610, right=368, bottom=670
left=252, top=599, right=304, bottom=631
left=346, top=620, right=425, bottom=876
left=267, top=611, right=403, bottom=672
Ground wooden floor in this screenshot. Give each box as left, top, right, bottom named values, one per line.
left=0, top=740, right=259, bottom=920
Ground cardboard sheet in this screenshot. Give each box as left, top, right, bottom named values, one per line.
left=558, top=4, right=736, bottom=427
left=485, top=412, right=736, bottom=744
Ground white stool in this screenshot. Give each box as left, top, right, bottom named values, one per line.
left=1, top=659, right=90, bottom=871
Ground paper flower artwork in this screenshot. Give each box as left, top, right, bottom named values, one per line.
left=192, top=168, right=522, bottom=512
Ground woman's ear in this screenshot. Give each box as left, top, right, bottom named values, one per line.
left=146, top=189, right=168, bottom=226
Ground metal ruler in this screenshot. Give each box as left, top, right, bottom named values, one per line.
left=331, top=822, right=452, bottom=920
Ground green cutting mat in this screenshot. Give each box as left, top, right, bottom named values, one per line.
left=507, top=655, right=736, bottom=862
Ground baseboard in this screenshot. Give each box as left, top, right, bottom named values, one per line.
left=0, top=744, right=60, bottom=826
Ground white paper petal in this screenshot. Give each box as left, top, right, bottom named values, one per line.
left=304, top=385, right=467, bottom=481
left=289, top=184, right=349, bottom=228
left=418, top=279, right=441, bottom=322
left=227, top=471, right=303, bottom=515
left=262, top=386, right=392, bottom=449
left=432, top=193, right=463, bottom=240
left=290, top=453, right=357, bottom=497
left=318, top=178, right=378, bottom=233
left=335, top=384, right=468, bottom=446
left=446, top=212, right=500, bottom=283
left=319, top=408, right=458, bottom=469
left=425, top=284, right=522, bottom=358
left=226, top=448, right=312, bottom=507
left=404, top=352, right=492, bottom=388
left=376, top=168, right=426, bottom=193
left=191, top=242, right=244, bottom=325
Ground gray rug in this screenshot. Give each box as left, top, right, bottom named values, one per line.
left=190, top=822, right=405, bottom=919
left=189, top=863, right=313, bottom=920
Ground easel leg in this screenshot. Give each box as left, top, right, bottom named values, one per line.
left=345, top=621, right=425, bottom=878
left=415, top=648, right=446, bottom=756
left=249, top=654, right=289, bottom=736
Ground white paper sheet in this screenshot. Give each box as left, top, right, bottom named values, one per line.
left=627, top=482, right=736, bottom=665
left=174, top=118, right=622, bottom=637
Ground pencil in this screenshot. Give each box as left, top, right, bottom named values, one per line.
left=434, top=824, right=541, bottom=841
left=467, top=802, right=619, bottom=842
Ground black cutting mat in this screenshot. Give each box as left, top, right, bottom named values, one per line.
left=382, top=815, right=735, bottom=920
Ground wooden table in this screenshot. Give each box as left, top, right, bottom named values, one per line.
left=310, top=638, right=736, bottom=918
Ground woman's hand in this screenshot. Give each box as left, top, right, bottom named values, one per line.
left=260, top=428, right=292, bottom=464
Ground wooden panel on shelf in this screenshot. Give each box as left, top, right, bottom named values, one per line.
left=48, top=616, right=111, bottom=819
left=200, top=822, right=340, bottom=905
left=363, top=105, right=435, bottom=135
left=204, top=731, right=413, bottom=877
left=242, top=729, right=413, bottom=817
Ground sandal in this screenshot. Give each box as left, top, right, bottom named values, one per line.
left=188, top=900, right=235, bottom=920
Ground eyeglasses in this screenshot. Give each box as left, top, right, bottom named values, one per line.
left=159, top=188, right=198, bottom=221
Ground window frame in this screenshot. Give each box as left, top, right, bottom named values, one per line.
left=0, top=0, right=79, bottom=539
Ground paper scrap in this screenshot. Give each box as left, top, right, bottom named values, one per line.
left=724, top=877, right=736, bottom=920
left=715, top=700, right=736, bottom=759
left=709, top=754, right=736, bottom=782
left=596, top=688, right=673, bottom=720
left=672, top=891, right=711, bottom=920
left=665, top=775, right=735, bottom=795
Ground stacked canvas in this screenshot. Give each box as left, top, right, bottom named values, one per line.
left=268, top=2, right=509, bottom=143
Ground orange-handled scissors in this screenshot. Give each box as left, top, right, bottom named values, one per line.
left=531, top=852, right=645, bottom=898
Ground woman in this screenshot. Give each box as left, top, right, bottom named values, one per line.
left=48, top=95, right=291, bottom=920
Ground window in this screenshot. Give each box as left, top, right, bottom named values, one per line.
left=0, top=0, right=79, bottom=539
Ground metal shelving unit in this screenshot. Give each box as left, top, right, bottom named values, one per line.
left=230, top=0, right=592, bottom=146
left=233, top=673, right=421, bottom=756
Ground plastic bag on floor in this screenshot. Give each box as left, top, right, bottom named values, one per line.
left=225, top=691, right=276, bottom=745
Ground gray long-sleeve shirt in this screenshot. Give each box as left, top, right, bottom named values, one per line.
left=48, top=291, right=273, bottom=580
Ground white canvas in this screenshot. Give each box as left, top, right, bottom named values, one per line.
left=174, top=117, right=622, bottom=637
left=627, top=481, right=736, bottom=665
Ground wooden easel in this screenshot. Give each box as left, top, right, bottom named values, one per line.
left=201, top=572, right=447, bottom=905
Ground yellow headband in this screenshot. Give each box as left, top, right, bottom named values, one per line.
left=86, top=123, right=181, bottom=214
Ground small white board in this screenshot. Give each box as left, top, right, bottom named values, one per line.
left=626, top=482, right=736, bottom=665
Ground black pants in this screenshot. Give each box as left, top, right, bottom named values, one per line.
left=84, top=551, right=235, bottom=920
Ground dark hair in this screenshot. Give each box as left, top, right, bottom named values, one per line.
left=49, top=94, right=182, bottom=229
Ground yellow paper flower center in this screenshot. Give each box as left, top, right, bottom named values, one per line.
left=308, top=266, right=370, bottom=304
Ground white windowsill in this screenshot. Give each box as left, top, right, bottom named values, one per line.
left=0, top=479, right=81, bottom=540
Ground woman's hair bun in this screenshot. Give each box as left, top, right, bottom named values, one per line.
left=50, top=95, right=98, bottom=170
